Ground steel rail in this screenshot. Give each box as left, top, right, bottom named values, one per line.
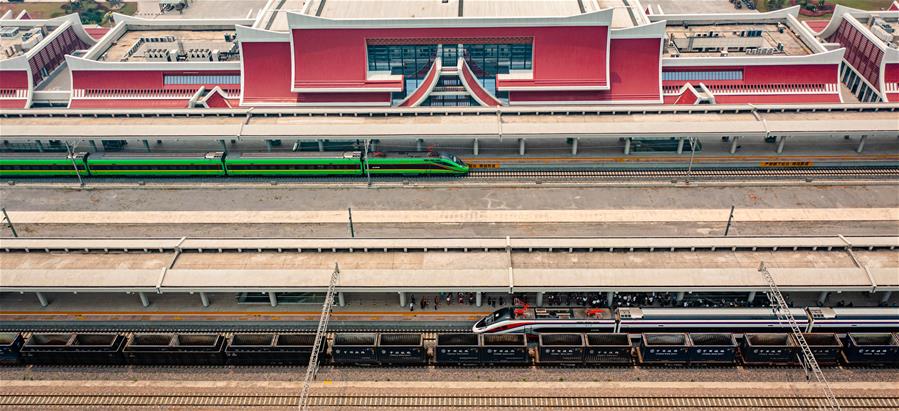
left=0, top=394, right=896, bottom=408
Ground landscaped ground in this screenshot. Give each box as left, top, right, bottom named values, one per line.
left=0, top=1, right=136, bottom=25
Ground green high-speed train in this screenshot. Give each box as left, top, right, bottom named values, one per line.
left=0, top=151, right=469, bottom=177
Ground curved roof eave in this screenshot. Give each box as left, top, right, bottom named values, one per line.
left=286, top=8, right=615, bottom=30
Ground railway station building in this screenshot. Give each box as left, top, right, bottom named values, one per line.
left=3, top=1, right=898, bottom=109
left=809, top=5, right=899, bottom=103
left=0, top=14, right=98, bottom=109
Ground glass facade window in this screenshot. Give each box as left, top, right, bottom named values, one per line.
left=662, top=71, right=743, bottom=81
left=163, top=74, right=241, bottom=85
left=463, top=43, right=532, bottom=75
left=369, top=42, right=531, bottom=106
left=367, top=44, right=438, bottom=78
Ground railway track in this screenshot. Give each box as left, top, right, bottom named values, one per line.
left=1, top=393, right=896, bottom=408
left=5, top=166, right=899, bottom=185
left=467, top=167, right=899, bottom=180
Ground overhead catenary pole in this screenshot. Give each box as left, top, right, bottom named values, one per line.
left=758, top=262, right=841, bottom=411
left=724, top=205, right=735, bottom=236
left=1, top=208, right=17, bottom=237
left=298, top=263, right=341, bottom=410
left=64, top=141, right=85, bottom=187
left=347, top=207, right=355, bottom=238
left=685, top=136, right=697, bottom=183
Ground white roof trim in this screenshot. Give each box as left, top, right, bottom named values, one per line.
left=818, top=5, right=899, bottom=39
left=649, top=5, right=800, bottom=24
left=0, top=55, right=29, bottom=71
left=65, top=55, right=242, bottom=71
left=663, top=48, right=845, bottom=67
left=286, top=9, right=614, bottom=30
left=610, top=19, right=665, bottom=39
left=110, top=12, right=254, bottom=27
left=236, top=24, right=291, bottom=42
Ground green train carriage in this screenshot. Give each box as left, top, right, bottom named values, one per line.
left=0, top=150, right=468, bottom=178
left=224, top=152, right=364, bottom=176
left=0, top=152, right=89, bottom=177
left=85, top=152, right=226, bottom=176
left=365, top=152, right=469, bottom=175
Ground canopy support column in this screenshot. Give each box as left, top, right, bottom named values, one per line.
left=138, top=292, right=150, bottom=307
left=35, top=292, right=48, bottom=307
left=776, top=136, right=787, bottom=153
left=199, top=292, right=210, bottom=307
left=624, top=138, right=632, bottom=155
left=268, top=292, right=278, bottom=307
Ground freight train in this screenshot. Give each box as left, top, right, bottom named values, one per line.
left=0, top=151, right=469, bottom=177
left=1, top=330, right=897, bottom=367
left=472, top=307, right=899, bottom=334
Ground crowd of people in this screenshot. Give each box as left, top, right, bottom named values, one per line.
left=403, top=292, right=895, bottom=311
left=541, top=292, right=779, bottom=309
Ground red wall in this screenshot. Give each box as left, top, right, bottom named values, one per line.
left=662, top=64, right=837, bottom=88
left=292, top=26, right=609, bottom=90
left=241, top=41, right=298, bottom=102
left=72, top=70, right=240, bottom=90
left=509, top=38, right=661, bottom=103
left=827, top=19, right=884, bottom=87
left=0, top=70, right=29, bottom=89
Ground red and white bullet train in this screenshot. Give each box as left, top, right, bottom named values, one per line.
left=472, top=306, right=899, bottom=334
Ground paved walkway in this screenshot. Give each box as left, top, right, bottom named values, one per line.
left=7, top=208, right=898, bottom=224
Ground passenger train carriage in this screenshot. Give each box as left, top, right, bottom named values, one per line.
left=0, top=151, right=469, bottom=177
left=474, top=306, right=899, bottom=334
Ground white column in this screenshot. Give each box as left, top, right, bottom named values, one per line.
left=606, top=291, right=614, bottom=306
left=624, top=138, right=632, bottom=155
left=473, top=139, right=479, bottom=156
left=747, top=291, right=756, bottom=303
left=399, top=292, right=406, bottom=307
left=571, top=138, right=578, bottom=156
left=268, top=292, right=278, bottom=307
left=338, top=292, right=346, bottom=307
left=199, top=292, right=210, bottom=307
left=676, top=138, right=685, bottom=154
left=416, top=138, right=423, bottom=151
left=139, top=292, right=150, bottom=307
left=729, top=136, right=740, bottom=154
left=676, top=292, right=685, bottom=302
left=476, top=292, right=482, bottom=307
left=518, top=139, right=526, bottom=156
left=776, top=136, right=787, bottom=154
left=817, top=291, right=829, bottom=305
left=880, top=291, right=892, bottom=304
left=35, top=292, right=48, bottom=307
left=856, top=135, right=867, bottom=153
left=536, top=292, right=544, bottom=306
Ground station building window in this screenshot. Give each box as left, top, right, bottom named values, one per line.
left=163, top=74, right=241, bottom=85
left=662, top=70, right=743, bottom=81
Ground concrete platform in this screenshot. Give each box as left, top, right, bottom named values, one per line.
left=5, top=208, right=898, bottom=224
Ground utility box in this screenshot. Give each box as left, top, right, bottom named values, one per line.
left=435, top=333, right=480, bottom=365
left=537, top=333, right=585, bottom=364
left=480, top=334, right=529, bottom=365
left=584, top=333, right=633, bottom=364
left=688, top=333, right=738, bottom=364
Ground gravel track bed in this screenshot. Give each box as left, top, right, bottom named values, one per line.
left=2, top=365, right=897, bottom=383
